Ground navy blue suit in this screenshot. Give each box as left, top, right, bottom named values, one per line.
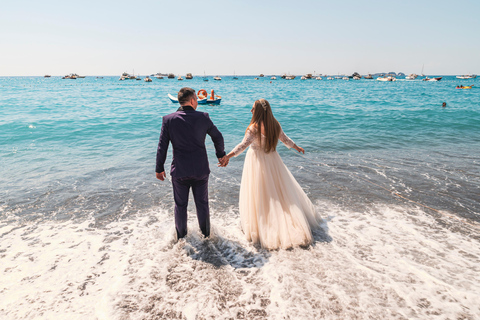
left=156, top=105, right=225, bottom=238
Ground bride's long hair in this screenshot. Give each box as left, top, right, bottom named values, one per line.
left=248, top=99, right=281, bottom=153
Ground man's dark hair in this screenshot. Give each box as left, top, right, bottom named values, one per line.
left=178, top=87, right=196, bottom=105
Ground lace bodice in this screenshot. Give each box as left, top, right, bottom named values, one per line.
left=230, top=126, right=296, bottom=157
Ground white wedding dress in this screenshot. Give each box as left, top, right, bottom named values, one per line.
left=231, top=126, right=322, bottom=249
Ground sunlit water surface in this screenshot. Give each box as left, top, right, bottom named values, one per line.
left=1, top=76, right=479, bottom=319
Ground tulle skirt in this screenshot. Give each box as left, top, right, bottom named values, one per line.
left=239, top=147, right=322, bottom=249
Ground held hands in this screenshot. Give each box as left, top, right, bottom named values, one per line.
left=217, top=155, right=230, bottom=167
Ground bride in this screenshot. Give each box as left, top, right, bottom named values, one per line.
left=224, top=99, right=322, bottom=249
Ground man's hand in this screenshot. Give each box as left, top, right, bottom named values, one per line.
left=218, top=156, right=229, bottom=167
left=156, top=171, right=166, bottom=181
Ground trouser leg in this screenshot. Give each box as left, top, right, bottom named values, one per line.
left=172, top=177, right=190, bottom=239
left=191, top=175, right=210, bottom=237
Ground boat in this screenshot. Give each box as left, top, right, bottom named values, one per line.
left=168, top=93, right=208, bottom=104
left=456, top=85, right=474, bottom=89
left=44, top=75, right=51, bottom=78
left=456, top=74, right=477, bottom=79
left=178, top=76, right=184, bottom=80
left=167, top=73, right=175, bottom=79
left=364, top=74, right=373, bottom=79
left=254, top=77, right=259, bottom=80
left=423, top=77, right=442, bottom=82
left=342, top=77, right=349, bottom=80
left=376, top=76, right=396, bottom=82
left=206, top=89, right=222, bottom=104
left=62, top=74, right=77, bottom=79
left=144, top=76, right=152, bottom=82
left=65, top=73, right=84, bottom=78
left=259, top=74, right=264, bottom=77
left=156, top=75, right=164, bottom=79
left=186, top=73, right=193, bottom=79
left=327, top=77, right=334, bottom=80
left=300, top=76, right=307, bottom=80
left=233, top=71, right=238, bottom=80
left=198, top=89, right=222, bottom=104
left=285, top=76, right=295, bottom=80
left=315, top=76, right=322, bottom=80
left=304, top=74, right=313, bottom=79
left=271, top=76, right=277, bottom=80
left=213, top=76, right=221, bottom=81
left=405, top=73, right=418, bottom=80
left=351, top=72, right=361, bottom=80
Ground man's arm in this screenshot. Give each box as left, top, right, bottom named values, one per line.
left=205, top=114, right=226, bottom=159
left=156, top=117, right=170, bottom=180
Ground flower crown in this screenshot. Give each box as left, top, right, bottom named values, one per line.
left=260, top=99, right=267, bottom=110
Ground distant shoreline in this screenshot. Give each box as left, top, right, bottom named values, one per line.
left=0, top=74, right=474, bottom=77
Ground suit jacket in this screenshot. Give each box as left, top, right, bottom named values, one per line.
left=156, top=105, right=225, bottom=178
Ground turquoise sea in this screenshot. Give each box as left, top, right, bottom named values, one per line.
left=1, top=75, right=479, bottom=319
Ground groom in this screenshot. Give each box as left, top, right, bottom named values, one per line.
left=156, top=87, right=228, bottom=239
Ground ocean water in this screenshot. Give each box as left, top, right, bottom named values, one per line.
left=1, top=75, right=479, bottom=319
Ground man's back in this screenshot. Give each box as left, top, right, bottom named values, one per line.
left=156, top=106, right=225, bottom=178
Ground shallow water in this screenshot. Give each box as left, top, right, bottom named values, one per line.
left=1, top=76, right=479, bottom=319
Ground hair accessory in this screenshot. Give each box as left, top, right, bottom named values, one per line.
left=260, top=99, right=267, bottom=111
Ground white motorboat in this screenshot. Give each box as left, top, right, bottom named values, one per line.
left=342, top=77, right=349, bottom=80
left=327, top=77, right=334, bottom=80
left=178, top=76, right=184, bottom=80
left=405, top=73, right=418, bottom=80
left=423, top=77, right=442, bottom=82
left=213, top=76, right=221, bottom=81
left=271, top=76, right=277, bottom=80
left=456, top=74, right=477, bottom=79
left=316, top=76, right=322, bottom=80
left=376, top=76, right=396, bottom=82
left=301, top=76, right=307, bottom=80
left=144, top=76, right=152, bottom=82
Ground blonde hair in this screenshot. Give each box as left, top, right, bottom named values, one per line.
left=248, top=99, right=281, bottom=153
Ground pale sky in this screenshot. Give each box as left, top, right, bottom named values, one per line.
left=1, top=0, right=479, bottom=76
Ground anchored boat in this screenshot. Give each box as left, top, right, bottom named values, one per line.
left=168, top=89, right=221, bottom=105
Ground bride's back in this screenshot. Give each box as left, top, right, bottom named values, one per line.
left=248, top=99, right=281, bottom=153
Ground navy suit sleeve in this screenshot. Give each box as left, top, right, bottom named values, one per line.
left=156, top=117, right=170, bottom=173
left=205, top=113, right=226, bottom=159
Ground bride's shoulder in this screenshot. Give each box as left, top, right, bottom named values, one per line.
left=247, top=124, right=258, bottom=133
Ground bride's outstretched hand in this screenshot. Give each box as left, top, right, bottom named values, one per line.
left=294, top=145, right=305, bottom=154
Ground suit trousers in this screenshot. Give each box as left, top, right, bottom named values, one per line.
left=171, top=174, right=210, bottom=239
